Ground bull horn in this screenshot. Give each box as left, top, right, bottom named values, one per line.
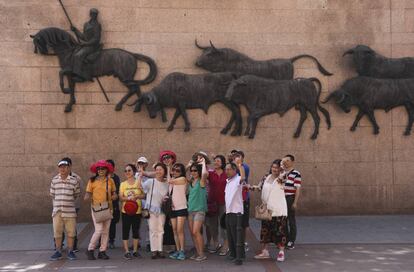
left=343, top=49, right=354, bottom=57
left=29, top=34, right=35, bottom=38
left=321, top=92, right=334, bottom=104
left=336, top=93, right=346, bottom=104
left=210, top=40, right=218, bottom=51
left=194, top=39, right=208, bottom=50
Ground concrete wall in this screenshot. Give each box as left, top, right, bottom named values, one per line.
left=1, top=0, right=414, bottom=223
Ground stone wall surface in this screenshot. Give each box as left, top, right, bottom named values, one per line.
left=0, top=0, right=413, bottom=223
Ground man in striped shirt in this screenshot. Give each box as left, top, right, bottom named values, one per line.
left=49, top=159, right=81, bottom=261
left=282, top=154, right=301, bottom=250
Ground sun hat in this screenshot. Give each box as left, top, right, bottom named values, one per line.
left=136, top=156, right=149, bottom=164
left=90, top=159, right=114, bottom=174
left=159, top=150, right=177, bottom=164
left=192, top=151, right=211, bottom=164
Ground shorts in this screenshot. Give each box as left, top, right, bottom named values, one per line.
left=189, top=211, right=206, bottom=222
left=170, top=209, right=188, bottom=218
left=53, top=211, right=76, bottom=238
left=242, top=200, right=250, bottom=228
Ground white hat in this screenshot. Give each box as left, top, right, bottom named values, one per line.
left=136, top=156, right=149, bottom=164
left=57, top=160, right=70, bottom=166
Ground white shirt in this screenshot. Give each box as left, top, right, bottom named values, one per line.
left=261, top=175, right=287, bottom=217
left=225, top=174, right=244, bottom=214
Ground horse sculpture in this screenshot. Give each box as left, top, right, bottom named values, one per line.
left=30, top=27, right=157, bottom=112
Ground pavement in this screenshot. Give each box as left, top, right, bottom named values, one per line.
left=0, top=215, right=413, bottom=272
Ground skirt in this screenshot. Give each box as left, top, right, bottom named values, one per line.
left=260, top=216, right=287, bottom=247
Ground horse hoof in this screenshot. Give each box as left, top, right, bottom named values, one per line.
left=167, top=126, right=174, bottom=132
left=115, top=104, right=122, bottom=111
left=220, top=129, right=229, bottom=135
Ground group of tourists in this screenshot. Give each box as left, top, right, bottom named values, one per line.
left=49, top=150, right=301, bottom=265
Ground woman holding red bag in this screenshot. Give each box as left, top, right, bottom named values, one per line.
left=119, top=164, right=145, bottom=260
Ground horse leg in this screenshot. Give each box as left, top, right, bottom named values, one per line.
left=350, top=109, right=364, bottom=132
left=115, top=83, right=139, bottom=111
left=59, top=70, right=72, bottom=94
left=64, top=77, right=76, bottom=113
left=167, top=109, right=181, bottom=131
left=294, top=106, right=307, bottom=138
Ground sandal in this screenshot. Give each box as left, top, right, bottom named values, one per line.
left=218, top=248, right=229, bottom=256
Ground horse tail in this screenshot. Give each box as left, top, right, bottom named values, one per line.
left=290, top=54, right=333, bottom=76
left=133, top=53, right=158, bottom=85
left=310, top=77, right=332, bottom=129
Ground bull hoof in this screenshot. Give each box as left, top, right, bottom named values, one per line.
left=64, top=104, right=72, bottom=113
left=184, top=127, right=190, bottom=132
left=350, top=126, right=356, bottom=132
left=404, top=130, right=411, bottom=136
left=167, top=126, right=174, bottom=132
left=230, top=130, right=238, bottom=137
left=115, top=104, right=122, bottom=111
left=220, top=128, right=229, bottom=135
left=62, top=88, right=71, bottom=94
left=293, top=132, right=300, bottom=138
left=248, top=134, right=255, bottom=139
left=310, top=134, right=318, bottom=140
left=373, top=129, right=380, bottom=135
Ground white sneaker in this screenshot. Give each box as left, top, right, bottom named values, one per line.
left=276, top=250, right=285, bottom=262
left=254, top=249, right=270, bottom=259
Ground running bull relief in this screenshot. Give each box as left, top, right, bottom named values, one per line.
left=31, top=6, right=412, bottom=139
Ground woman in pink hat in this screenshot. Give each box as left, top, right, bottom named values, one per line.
left=84, top=160, right=117, bottom=260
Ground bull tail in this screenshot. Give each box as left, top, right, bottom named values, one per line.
left=291, top=54, right=333, bottom=76
left=310, top=77, right=332, bottom=129
left=133, top=53, right=158, bottom=85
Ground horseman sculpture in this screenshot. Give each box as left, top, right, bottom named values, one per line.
left=30, top=7, right=157, bottom=112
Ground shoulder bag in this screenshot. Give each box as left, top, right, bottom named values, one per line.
left=141, top=179, right=154, bottom=219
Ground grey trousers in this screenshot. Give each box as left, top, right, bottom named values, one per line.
left=225, top=213, right=245, bottom=261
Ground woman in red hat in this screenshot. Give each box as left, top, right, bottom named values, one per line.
left=84, top=160, right=117, bottom=260
left=119, top=164, right=145, bottom=260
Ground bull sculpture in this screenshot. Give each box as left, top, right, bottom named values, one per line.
left=195, top=40, right=333, bottom=80
left=129, top=72, right=242, bottom=135
left=225, top=75, right=331, bottom=139
left=323, top=76, right=414, bottom=135
left=343, top=45, right=414, bottom=78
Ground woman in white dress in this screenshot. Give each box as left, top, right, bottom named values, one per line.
left=251, top=159, right=288, bottom=262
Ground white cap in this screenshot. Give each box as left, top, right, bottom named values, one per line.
left=57, top=160, right=70, bottom=166
left=137, top=156, right=148, bottom=164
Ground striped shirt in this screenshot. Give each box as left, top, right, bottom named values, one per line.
left=284, top=169, right=302, bottom=196
left=50, top=174, right=81, bottom=217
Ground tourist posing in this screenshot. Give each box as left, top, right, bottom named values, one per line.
left=85, top=160, right=117, bottom=260
left=119, top=164, right=144, bottom=260
left=252, top=159, right=288, bottom=262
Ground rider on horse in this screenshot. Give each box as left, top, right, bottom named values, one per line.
left=71, top=8, right=101, bottom=82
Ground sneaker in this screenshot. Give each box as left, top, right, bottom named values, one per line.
left=151, top=252, right=158, bottom=259
left=169, top=251, right=179, bottom=260
left=208, top=244, right=222, bottom=254
left=109, top=242, right=115, bottom=249
left=276, top=250, right=285, bottom=262
left=226, top=255, right=236, bottom=261
left=67, top=251, right=77, bottom=260
left=234, top=259, right=243, bottom=265
left=146, top=244, right=151, bottom=252
left=286, top=241, right=295, bottom=250
left=97, top=251, right=110, bottom=260
left=157, top=251, right=165, bottom=259
left=190, top=254, right=198, bottom=260
left=132, top=251, right=141, bottom=258
left=124, top=252, right=132, bottom=260
left=176, top=251, right=186, bottom=261
left=218, top=248, right=229, bottom=256
left=195, top=255, right=207, bottom=262
left=254, top=249, right=270, bottom=259
left=50, top=251, right=62, bottom=261
left=86, top=250, right=96, bottom=260
left=72, top=248, right=79, bottom=253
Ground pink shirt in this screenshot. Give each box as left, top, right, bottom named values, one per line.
left=171, top=182, right=187, bottom=211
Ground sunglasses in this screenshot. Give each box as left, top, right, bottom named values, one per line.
left=190, top=169, right=198, bottom=172
left=162, top=155, right=172, bottom=160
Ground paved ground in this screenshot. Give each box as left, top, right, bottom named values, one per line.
left=0, top=215, right=413, bottom=271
